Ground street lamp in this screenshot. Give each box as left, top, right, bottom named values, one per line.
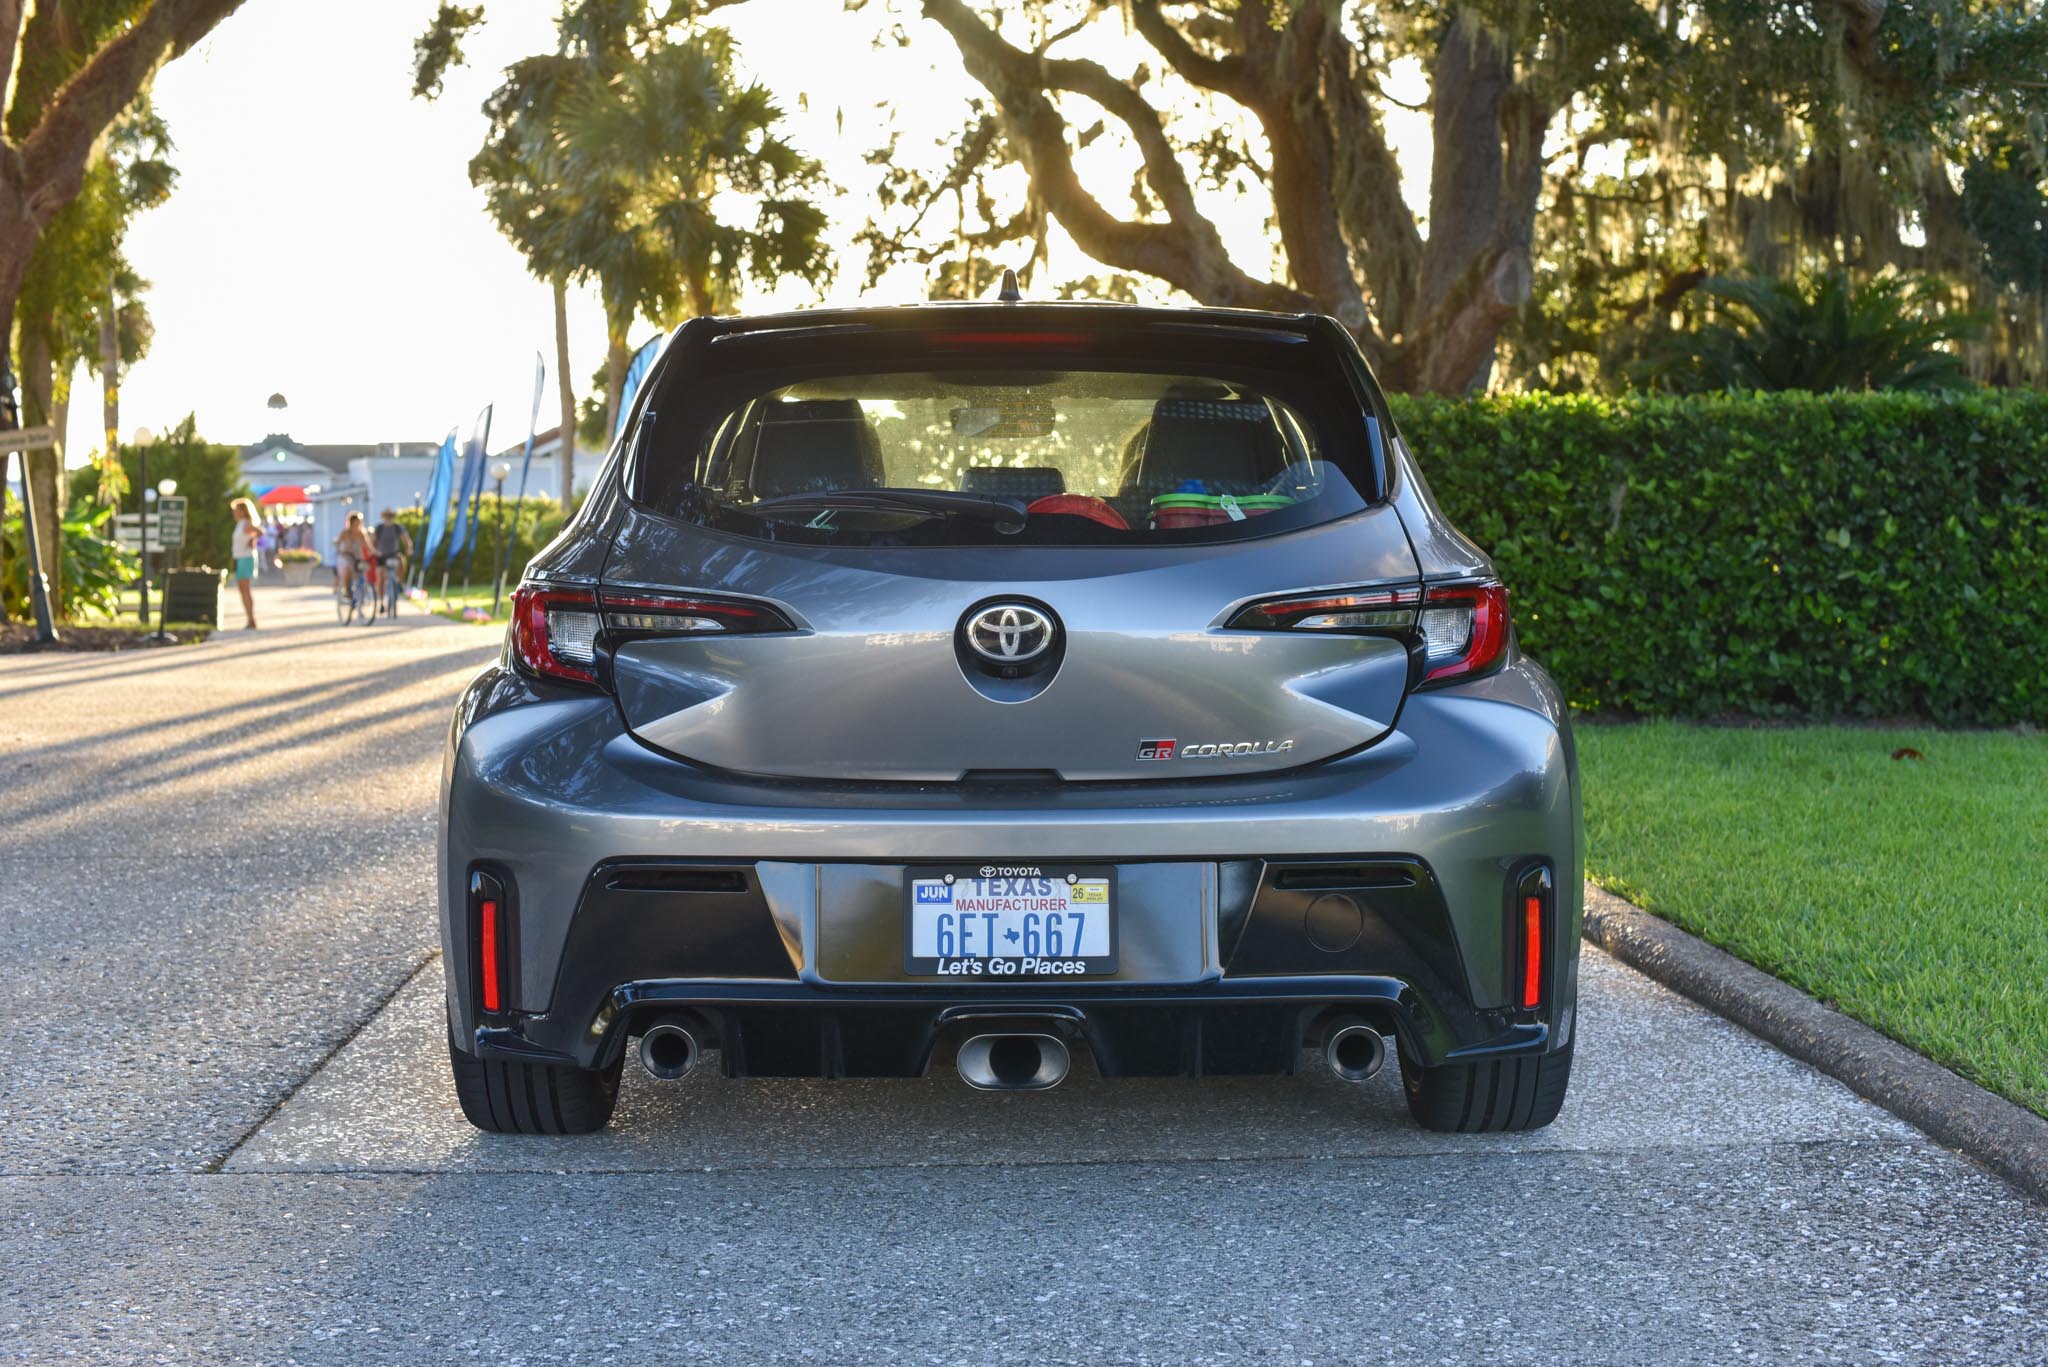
left=132, top=426, right=156, bottom=626
left=152, top=478, right=177, bottom=641
left=488, top=461, right=512, bottom=618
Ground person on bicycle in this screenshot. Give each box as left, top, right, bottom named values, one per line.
left=334, top=511, right=373, bottom=596
left=372, top=508, right=412, bottom=612
left=373, top=508, right=412, bottom=586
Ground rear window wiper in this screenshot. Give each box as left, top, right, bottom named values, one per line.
left=746, top=489, right=1029, bottom=532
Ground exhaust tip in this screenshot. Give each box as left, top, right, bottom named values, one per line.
left=958, top=1033, right=1070, bottom=1091
left=638, top=1019, right=700, bottom=1081
left=1323, top=1019, right=1386, bottom=1084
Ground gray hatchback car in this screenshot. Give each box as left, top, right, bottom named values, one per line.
left=440, top=301, right=1581, bottom=1135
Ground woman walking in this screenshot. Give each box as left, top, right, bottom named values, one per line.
left=230, top=497, right=261, bottom=630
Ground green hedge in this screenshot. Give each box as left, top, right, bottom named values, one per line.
left=66, top=416, right=251, bottom=569
left=1389, top=391, right=2048, bottom=724
left=394, top=496, right=568, bottom=585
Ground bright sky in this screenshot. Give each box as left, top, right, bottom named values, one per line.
left=85, top=1, right=1429, bottom=458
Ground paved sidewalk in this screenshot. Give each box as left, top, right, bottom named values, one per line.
left=0, top=584, right=2041, bottom=1364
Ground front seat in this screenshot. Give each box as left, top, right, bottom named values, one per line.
left=1119, top=397, right=1285, bottom=494
left=747, top=399, right=887, bottom=497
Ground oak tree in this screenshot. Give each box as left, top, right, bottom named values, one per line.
left=862, top=0, right=2047, bottom=393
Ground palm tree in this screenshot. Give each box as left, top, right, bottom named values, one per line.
left=552, top=29, right=829, bottom=433
left=1639, top=271, right=1986, bottom=393
left=423, top=3, right=830, bottom=495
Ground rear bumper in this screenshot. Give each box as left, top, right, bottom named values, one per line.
left=440, top=658, right=1583, bottom=1076
left=477, top=979, right=1550, bottom=1079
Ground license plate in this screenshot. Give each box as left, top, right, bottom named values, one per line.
left=904, top=864, right=1117, bottom=977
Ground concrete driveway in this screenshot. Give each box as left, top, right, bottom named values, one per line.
left=1, top=585, right=2041, bottom=1364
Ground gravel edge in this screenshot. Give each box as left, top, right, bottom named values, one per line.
left=1581, top=882, right=2048, bottom=1205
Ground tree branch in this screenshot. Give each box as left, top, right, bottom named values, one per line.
left=1313, top=16, right=1420, bottom=347
left=1128, top=0, right=1250, bottom=101
left=0, top=0, right=25, bottom=131
left=921, top=0, right=1305, bottom=312
left=1231, top=5, right=1365, bottom=323
left=19, top=0, right=246, bottom=224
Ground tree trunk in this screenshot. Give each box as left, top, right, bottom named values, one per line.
left=18, top=325, right=64, bottom=612
left=1418, top=10, right=1508, bottom=322
left=0, top=228, right=17, bottom=625
left=602, top=315, right=629, bottom=452
left=551, top=275, right=576, bottom=509
left=100, top=276, right=119, bottom=454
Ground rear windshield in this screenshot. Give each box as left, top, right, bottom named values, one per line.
left=638, top=338, right=1382, bottom=547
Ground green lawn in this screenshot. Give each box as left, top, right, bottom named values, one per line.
left=421, top=582, right=516, bottom=624
left=1579, top=722, right=2048, bottom=1118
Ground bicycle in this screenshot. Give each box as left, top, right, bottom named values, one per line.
left=376, top=554, right=404, bottom=619
left=336, top=558, right=372, bottom=625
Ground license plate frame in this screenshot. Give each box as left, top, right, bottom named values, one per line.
left=903, top=864, right=1118, bottom=978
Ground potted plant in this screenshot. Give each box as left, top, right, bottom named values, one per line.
left=277, top=547, right=321, bottom=587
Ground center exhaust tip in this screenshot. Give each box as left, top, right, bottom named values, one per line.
left=637, top=1017, right=701, bottom=1081
left=958, top=1032, right=1070, bottom=1091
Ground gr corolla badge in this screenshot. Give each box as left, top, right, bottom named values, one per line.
left=439, top=302, right=1581, bottom=1136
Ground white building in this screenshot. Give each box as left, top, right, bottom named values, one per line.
left=239, top=430, right=605, bottom=564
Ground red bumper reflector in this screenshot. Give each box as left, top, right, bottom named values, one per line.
left=480, top=899, right=502, bottom=1014
left=1521, top=894, right=1543, bottom=1009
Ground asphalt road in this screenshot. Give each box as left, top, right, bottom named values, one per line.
left=1, top=584, right=2042, bottom=1365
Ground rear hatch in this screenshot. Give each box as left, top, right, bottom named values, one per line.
left=600, top=308, right=1422, bottom=783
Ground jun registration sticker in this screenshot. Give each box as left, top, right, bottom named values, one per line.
left=904, top=864, right=1117, bottom=977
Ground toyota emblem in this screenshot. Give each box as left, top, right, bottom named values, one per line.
left=963, top=603, right=1055, bottom=664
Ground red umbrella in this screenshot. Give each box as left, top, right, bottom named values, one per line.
left=257, top=485, right=309, bottom=505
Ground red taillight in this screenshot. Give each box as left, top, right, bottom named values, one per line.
left=1226, top=585, right=1421, bottom=632
left=1418, top=581, right=1509, bottom=684
left=599, top=591, right=793, bottom=636
left=511, top=584, right=600, bottom=684
left=479, top=898, right=502, bottom=1014
left=1521, top=894, right=1543, bottom=1009
left=509, top=584, right=793, bottom=685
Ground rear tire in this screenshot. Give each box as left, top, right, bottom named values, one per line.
left=1401, top=1042, right=1573, bottom=1133
left=447, top=1028, right=623, bottom=1135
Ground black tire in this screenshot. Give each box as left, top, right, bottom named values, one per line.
left=447, top=1028, right=623, bottom=1135
left=1401, top=1041, right=1573, bottom=1133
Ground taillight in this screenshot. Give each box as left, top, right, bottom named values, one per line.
left=1417, top=581, right=1509, bottom=684
left=510, top=583, right=793, bottom=685
left=1227, top=580, right=1507, bottom=683
left=511, top=584, right=600, bottom=684
left=598, top=592, right=794, bottom=638
left=1226, top=586, right=1420, bottom=632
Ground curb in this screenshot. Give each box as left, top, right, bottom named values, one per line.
left=1581, top=882, right=2048, bottom=1206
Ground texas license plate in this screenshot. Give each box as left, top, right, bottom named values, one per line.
left=904, top=864, right=1117, bottom=977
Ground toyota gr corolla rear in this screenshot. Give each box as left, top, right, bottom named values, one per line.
left=439, top=304, right=1581, bottom=1136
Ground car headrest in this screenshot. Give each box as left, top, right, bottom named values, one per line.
left=1124, top=397, right=1285, bottom=492
left=748, top=399, right=886, bottom=498
left=960, top=466, right=1066, bottom=499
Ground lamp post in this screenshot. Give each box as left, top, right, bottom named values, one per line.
left=152, top=477, right=177, bottom=641
left=132, top=426, right=156, bottom=625
left=488, top=461, right=512, bottom=618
